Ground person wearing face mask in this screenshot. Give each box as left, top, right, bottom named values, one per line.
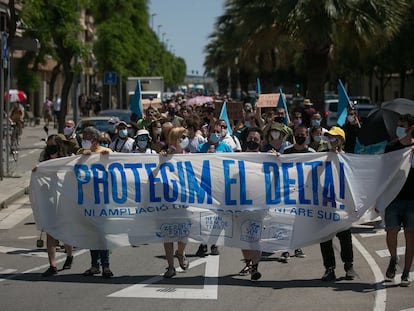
left=238, top=127, right=264, bottom=281
left=343, top=108, right=360, bottom=153
left=195, top=121, right=233, bottom=257
left=261, top=122, right=292, bottom=153
left=219, top=118, right=242, bottom=152
left=308, top=125, right=329, bottom=152
left=133, top=129, right=157, bottom=154
left=160, top=127, right=191, bottom=278
left=77, top=127, right=114, bottom=278
left=63, top=119, right=80, bottom=155
left=319, top=126, right=356, bottom=282
left=109, top=121, right=135, bottom=153
left=283, top=124, right=316, bottom=154
left=166, top=101, right=183, bottom=127
left=383, top=114, right=414, bottom=287
left=306, top=112, right=328, bottom=144
left=279, top=124, right=314, bottom=262
left=36, top=134, right=74, bottom=276
left=184, top=118, right=206, bottom=153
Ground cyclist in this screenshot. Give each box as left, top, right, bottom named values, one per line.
left=9, top=101, right=25, bottom=138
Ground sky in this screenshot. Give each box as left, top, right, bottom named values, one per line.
left=148, top=0, right=225, bottom=76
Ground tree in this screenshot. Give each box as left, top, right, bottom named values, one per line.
left=206, top=0, right=410, bottom=113
left=22, top=0, right=85, bottom=132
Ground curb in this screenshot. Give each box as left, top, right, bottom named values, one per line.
left=0, top=185, right=30, bottom=210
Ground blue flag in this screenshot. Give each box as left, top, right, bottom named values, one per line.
left=256, top=77, right=261, bottom=95
left=337, top=79, right=350, bottom=127
left=219, top=101, right=233, bottom=136
left=130, top=80, right=143, bottom=119
left=277, top=88, right=290, bottom=125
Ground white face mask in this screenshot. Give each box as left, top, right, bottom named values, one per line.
left=270, top=130, right=281, bottom=140
left=63, top=127, right=73, bottom=136
left=82, top=139, right=92, bottom=150
left=221, top=129, right=228, bottom=137
left=347, top=115, right=355, bottom=123
left=179, top=137, right=190, bottom=149
left=155, top=128, right=162, bottom=136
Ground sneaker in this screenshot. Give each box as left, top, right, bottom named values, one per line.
left=163, top=266, right=176, bottom=278
left=196, top=244, right=208, bottom=257
left=250, top=264, right=262, bottom=281
left=280, top=251, right=290, bottom=263
left=62, top=256, right=73, bottom=270
left=385, top=256, right=398, bottom=279
left=345, top=265, right=356, bottom=280
left=210, top=245, right=219, bottom=256
left=42, top=266, right=58, bottom=277
left=294, top=249, right=306, bottom=258
left=321, top=267, right=336, bottom=282
left=239, top=259, right=251, bottom=276
left=400, top=271, right=411, bottom=287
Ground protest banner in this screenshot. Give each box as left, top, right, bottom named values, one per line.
left=29, top=149, right=411, bottom=251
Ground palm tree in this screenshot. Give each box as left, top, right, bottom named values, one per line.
left=207, top=0, right=409, bottom=113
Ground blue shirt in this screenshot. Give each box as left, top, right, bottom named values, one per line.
left=196, top=142, right=233, bottom=153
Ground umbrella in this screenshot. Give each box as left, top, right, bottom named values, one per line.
left=4, top=89, right=27, bottom=102
left=358, top=98, right=414, bottom=145
left=183, top=96, right=214, bottom=106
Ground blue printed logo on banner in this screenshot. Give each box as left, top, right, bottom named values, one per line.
left=240, top=220, right=262, bottom=242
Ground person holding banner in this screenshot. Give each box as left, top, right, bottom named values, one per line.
left=383, top=114, right=414, bottom=287
left=36, top=134, right=74, bottom=277
left=238, top=127, right=264, bottom=280
left=77, top=126, right=115, bottom=278
left=162, top=127, right=191, bottom=278
left=320, top=126, right=356, bottom=281
left=196, top=121, right=233, bottom=257
left=261, top=122, right=292, bottom=154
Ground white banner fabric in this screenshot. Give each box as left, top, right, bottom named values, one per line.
left=29, top=149, right=411, bottom=251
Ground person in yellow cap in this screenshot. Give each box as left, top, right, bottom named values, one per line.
left=324, top=126, right=346, bottom=153
left=320, top=126, right=356, bottom=282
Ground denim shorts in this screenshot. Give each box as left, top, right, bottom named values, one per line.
left=384, top=200, right=414, bottom=230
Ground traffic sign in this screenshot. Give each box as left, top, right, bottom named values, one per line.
left=104, top=71, right=117, bottom=85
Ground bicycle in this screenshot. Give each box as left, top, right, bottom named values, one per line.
left=9, top=123, right=20, bottom=162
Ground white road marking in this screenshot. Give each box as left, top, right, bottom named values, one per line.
left=18, top=235, right=38, bottom=240
left=108, top=255, right=220, bottom=299
left=0, top=268, right=18, bottom=281
left=352, top=237, right=386, bottom=311
left=0, top=249, right=89, bottom=282
left=0, top=208, right=32, bottom=229
left=375, top=247, right=406, bottom=258
left=0, top=245, right=49, bottom=258
left=358, top=230, right=386, bottom=238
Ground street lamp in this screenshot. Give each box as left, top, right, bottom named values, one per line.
left=151, top=13, right=157, bottom=30
left=157, top=24, right=162, bottom=37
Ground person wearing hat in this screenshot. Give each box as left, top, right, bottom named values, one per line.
left=133, top=129, right=157, bottom=154
left=319, top=126, right=356, bottom=282
left=109, top=121, right=135, bottom=153
left=324, top=126, right=346, bottom=153
left=261, top=121, right=292, bottom=153
left=302, top=98, right=316, bottom=127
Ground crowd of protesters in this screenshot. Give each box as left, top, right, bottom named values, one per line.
left=36, top=93, right=413, bottom=287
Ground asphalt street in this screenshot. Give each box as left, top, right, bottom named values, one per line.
left=0, top=121, right=413, bottom=311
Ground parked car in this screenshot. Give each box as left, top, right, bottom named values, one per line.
left=324, top=99, right=338, bottom=127
left=98, top=109, right=132, bottom=122
left=74, top=116, right=119, bottom=135
left=355, top=103, right=377, bottom=124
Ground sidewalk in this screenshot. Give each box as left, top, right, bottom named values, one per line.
left=0, top=170, right=31, bottom=209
